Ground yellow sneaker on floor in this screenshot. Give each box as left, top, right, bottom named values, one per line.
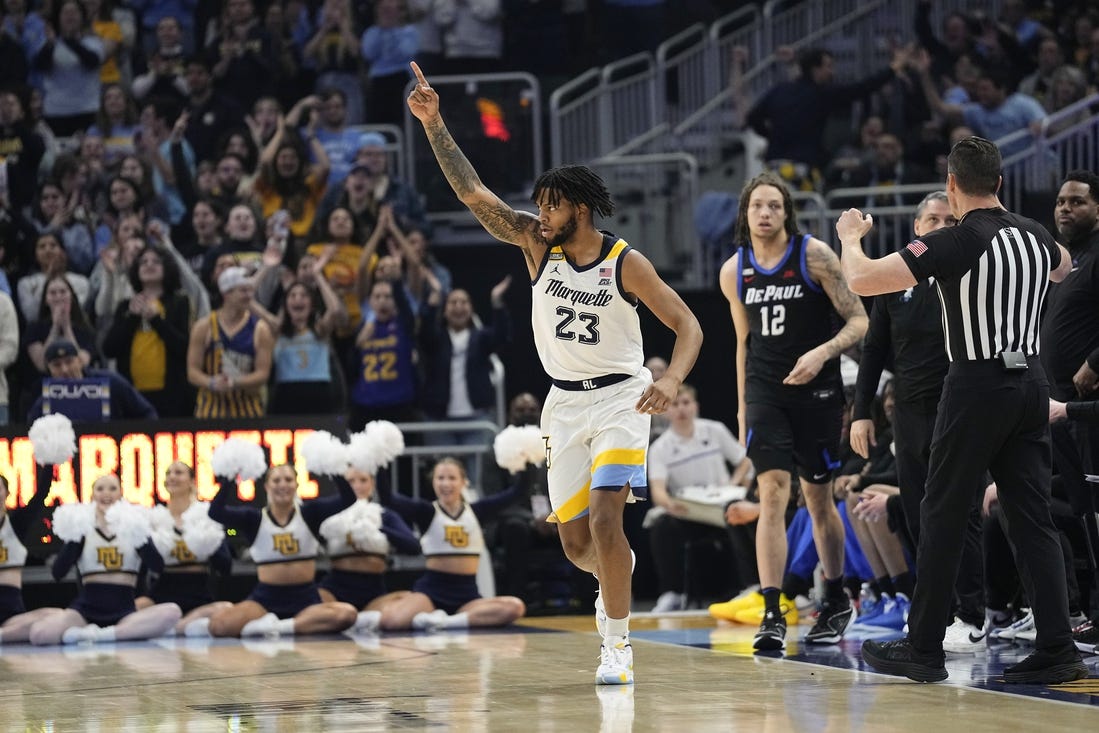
left=730, top=596, right=800, bottom=626
left=709, top=591, right=763, bottom=621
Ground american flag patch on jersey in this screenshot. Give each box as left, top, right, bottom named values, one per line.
left=906, top=240, right=928, bottom=257
left=599, top=267, right=613, bottom=278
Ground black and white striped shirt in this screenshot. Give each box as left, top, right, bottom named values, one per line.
left=899, top=208, right=1062, bottom=362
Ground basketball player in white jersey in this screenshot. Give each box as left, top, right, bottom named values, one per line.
left=408, top=62, right=703, bottom=685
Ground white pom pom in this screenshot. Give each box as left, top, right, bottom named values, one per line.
left=51, top=502, right=95, bottom=542
left=28, top=414, right=76, bottom=465
left=346, top=421, right=405, bottom=474
left=105, top=501, right=152, bottom=550
left=180, top=502, right=226, bottom=560
left=319, top=508, right=351, bottom=546
left=148, top=505, right=176, bottom=557
left=346, top=431, right=382, bottom=474
left=346, top=501, right=388, bottom=555
left=300, top=431, right=349, bottom=476
left=365, top=420, right=405, bottom=466
left=494, top=425, right=546, bottom=473
left=210, top=438, right=268, bottom=480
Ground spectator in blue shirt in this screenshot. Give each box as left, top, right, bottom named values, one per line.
left=361, top=0, right=418, bottom=127
left=915, top=54, right=1045, bottom=157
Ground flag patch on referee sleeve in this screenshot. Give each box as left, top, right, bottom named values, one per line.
left=907, top=240, right=928, bottom=257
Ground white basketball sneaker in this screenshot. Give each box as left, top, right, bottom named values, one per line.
left=596, top=635, right=634, bottom=685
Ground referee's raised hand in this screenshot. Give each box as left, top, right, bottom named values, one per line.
left=836, top=208, right=874, bottom=242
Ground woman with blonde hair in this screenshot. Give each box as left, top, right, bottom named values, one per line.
left=378, top=456, right=526, bottom=631
left=205, top=439, right=358, bottom=637
left=28, top=470, right=182, bottom=645
left=135, top=461, right=233, bottom=636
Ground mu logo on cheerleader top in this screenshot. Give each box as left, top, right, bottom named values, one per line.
left=743, top=284, right=805, bottom=305
left=171, top=540, right=197, bottom=563
left=272, top=532, right=300, bottom=556
left=97, top=546, right=123, bottom=570
left=444, top=525, right=469, bottom=548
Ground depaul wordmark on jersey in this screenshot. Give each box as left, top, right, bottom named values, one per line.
left=543, top=279, right=615, bottom=307
left=743, top=284, right=804, bottom=304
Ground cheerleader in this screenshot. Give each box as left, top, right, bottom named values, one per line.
left=136, top=461, right=234, bottom=636
left=205, top=439, right=358, bottom=637
left=27, top=473, right=183, bottom=644
left=0, top=463, right=64, bottom=643
left=378, top=457, right=526, bottom=631
left=317, top=467, right=421, bottom=633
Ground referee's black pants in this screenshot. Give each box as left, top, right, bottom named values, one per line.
left=906, top=359, right=1074, bottom=653
left=892, top=397, right=985, bottom=627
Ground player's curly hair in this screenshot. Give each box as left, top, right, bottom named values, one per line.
left=733, top=171, right=801, bottom=247
left=532, top=165, right=615, bottom=219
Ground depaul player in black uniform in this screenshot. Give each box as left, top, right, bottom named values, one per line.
left=718, top=172, right=868, bottom=651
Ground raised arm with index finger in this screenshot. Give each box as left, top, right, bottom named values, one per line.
left=406, top=62, right=547, bottom=278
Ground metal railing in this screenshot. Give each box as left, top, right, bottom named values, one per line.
left=824, top=183, right=943, bottom=258
left=999, top=93, right=1099, bottom=214
left=549, top=0, right=1013, bottom=170
left=788, top=185, right=945, bottom=260
left=388, top=419, right=500, bottom=500
left=549, top=68, right=603, bottom=166
left=589, top=152, right=702, bottom=286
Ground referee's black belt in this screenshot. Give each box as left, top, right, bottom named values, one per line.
left=950, top=356, right=1042, bottom=375
left=552, top=373, right=632, bottom=391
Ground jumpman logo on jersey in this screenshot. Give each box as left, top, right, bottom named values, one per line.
left=551, top=264, right=561, bottom=275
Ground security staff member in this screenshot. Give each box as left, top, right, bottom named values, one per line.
left=837, top=136, right=1087, bottom=684
left=850, top=192, right=989, bottom=653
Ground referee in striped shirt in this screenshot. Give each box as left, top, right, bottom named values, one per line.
left=835, top=136, right=1087, bottom=684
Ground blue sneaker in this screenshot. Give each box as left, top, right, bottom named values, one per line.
left=862, top=593, right=910, bottom=630
left=853, top=593, right=890, bottom=626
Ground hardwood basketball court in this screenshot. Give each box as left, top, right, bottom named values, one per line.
left=1, top=612, right=1095, bottom=730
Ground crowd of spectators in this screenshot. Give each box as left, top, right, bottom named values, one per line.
left=744, top=0, right=1099, bottom=197
left=0, top=0, right=749, bottom=428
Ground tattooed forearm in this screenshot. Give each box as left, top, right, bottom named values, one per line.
left=469, top=201, right=539, bottom=245
left=425, top=118, right=482, bottom=199
left=807, top=241, right=868, bottom=358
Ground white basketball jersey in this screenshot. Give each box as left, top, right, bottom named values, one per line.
left=419, top=502, right=484, bottom=557
left=78, top=529, right=142, bottom=576
left=249, top=507, right=319, bottom=565
left=0, top=515, right=29, bottom=569
left=531, top=235, right=644, bottom=381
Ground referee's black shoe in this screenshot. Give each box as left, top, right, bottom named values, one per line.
left=1003, top=645, right=1089, bottom=684
left=861, top=639, right=948, bottom=682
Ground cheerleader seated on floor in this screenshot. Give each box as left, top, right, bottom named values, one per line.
left=0, top=416, right=74, bottom=644
left=205, top=438, right=358, bottom=638
left=137, top=461, right=234, bottom=637
left=28, top=471, right=182, bottom=645
left=377, top=429, right=540, bottom=631
left=307, top=424, right=421, bottom=634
